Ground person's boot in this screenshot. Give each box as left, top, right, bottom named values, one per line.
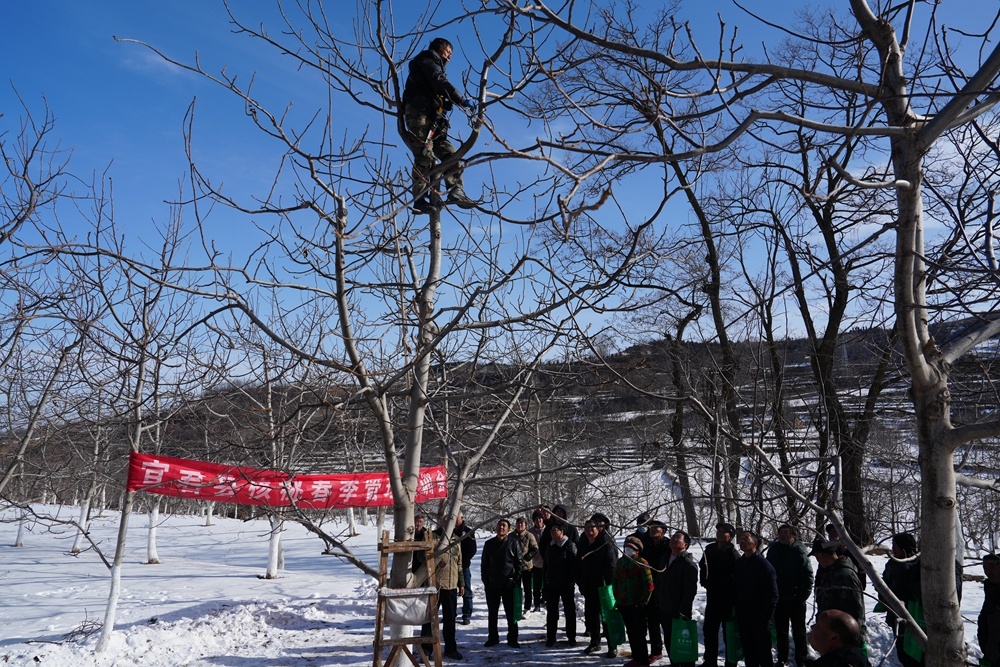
left=413, top=197, right=435, bottom=215
left=447, top=188, right=476, bottom=209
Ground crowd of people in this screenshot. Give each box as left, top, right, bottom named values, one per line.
left=410, top=507, right=1000, bottom=667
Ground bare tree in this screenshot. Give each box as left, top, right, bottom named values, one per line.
left=497, top=0, right=1000, bottom=661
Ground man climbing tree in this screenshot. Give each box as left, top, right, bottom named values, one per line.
left=402, top=36, right=477, bottom=213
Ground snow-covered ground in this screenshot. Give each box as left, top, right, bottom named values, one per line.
left=0, top=505, right=989, bottom=666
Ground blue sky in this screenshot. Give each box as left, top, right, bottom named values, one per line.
left=1, top=1, right=993, bottom=257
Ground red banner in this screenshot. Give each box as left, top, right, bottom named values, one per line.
left=126, top=451, right=448, bottom=509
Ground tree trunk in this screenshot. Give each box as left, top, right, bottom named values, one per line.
left=95, top=490, right=135, bottom=653
left=146, top=499, right=160, bottom=564
left=265, top=514, right=283, bottom=578
left=71, top=491, right=92, bottom=555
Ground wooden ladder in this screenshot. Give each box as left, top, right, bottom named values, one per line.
left=372, top=530, right=442, bottom=667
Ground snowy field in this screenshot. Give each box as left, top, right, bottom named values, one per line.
left=0, top=505, right=989, bottom=666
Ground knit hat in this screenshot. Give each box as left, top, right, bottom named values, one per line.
left=624, top=536, right=643, bottom=553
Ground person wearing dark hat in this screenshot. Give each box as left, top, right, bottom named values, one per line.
left=643, top=520, right=669, bottom=662
left=699, top=522, right=740, bottom=667
left=578, top=516, right=618, bottom=655
left=655, top=530, right=698, bottom=667
left=543, top=522, right=578, bottom=646
left=808, top=609, right=871, bottom=666
left=812, top=539, right=864, bottom=625
left=825, top=524, right=867, bottom=590
left=614, top=535, right=655, bottom=667
left=734, top=530, right=779, bottom=667
left=766, top=524, right=813, bottom=667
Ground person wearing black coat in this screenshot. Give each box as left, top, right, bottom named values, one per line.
left=734, top=530, right=779, bottom=667
left=578, top=518, right=617, bottom=654
left=642, top=520, right=670, bottom=661
left=766, top=524, right=814, bottom=667
left=454, top=512, right=477, bottom=624
left=812, top=540, right=865, bottom=624
left=538, top=503, right=580, bottom=559
left=700, top=522, right=740, bottom=667
left=480, top=519, right=522, bottom=647
left=544, top=522, right=579, bottom=646
left=656, top=531, right=699, bottom=667
left=401, top=37, right=476, bottom=211
left=981, top=554, right=1000, bottom=667
left=881, top=532, right=922, bottom=667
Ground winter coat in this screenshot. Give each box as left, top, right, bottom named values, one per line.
left=481, top=534, right=521, bottom=589
left=528, top=524, right=546, bottom=568
left=766, top=540, right=814, bottom=603
left=454, top=522, right=477, bottom=570
left=815, top=557, right=865, bottom=622
left=402, top=48, right=465, bottom=113
left=811, top=646, right=871, bottom=667
left=514, top=529, right=539, bottom=572
left=699, top=541, right=740, bottom=615
left=733, top=552, right=779, bottom=619
left=411, top=526, right=429, bottom=573
left=881, top=556, right=920, bottom=631
left=538, top=508, right=580, bottom=558
left=614, top=555, right=654, bottom=608
left=655, top=550, right=699, bottom=618
left=980, top=579, right=1000, bottom=665
left=577, top=531, right=617, bottom=595
left=627, top=527, right=654, bottom=555
left=432, top=529, right=464, bottom=590
left=544, top=534, right=578, bottom=591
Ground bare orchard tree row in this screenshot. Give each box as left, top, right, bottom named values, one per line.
left=5, top=1, right=1000, bottom=662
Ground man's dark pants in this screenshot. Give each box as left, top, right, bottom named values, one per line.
left=773, top=599, right=807, bottom=664
left=703, top=603, right=737, bottom=667
left=484, top=583, right=518, bottom=643
left=581, top=587, right=604, bottom=646
left=420, top=588, right=459, bottom=653
left=521, top=570, right=534, bottom=612
left=462, top=568, right=473, bottom=620
left=645, top=599, right=663, bottom=655
left=545, top=584, right=577, bottom=642
left=529, top=568, right=544, bottom=609
left=620, top=604, right=649, bottom=662
left=736, top=609, right=774, bottom=667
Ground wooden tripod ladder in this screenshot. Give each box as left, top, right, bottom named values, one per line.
left=372, top=530, right=442, bottom=667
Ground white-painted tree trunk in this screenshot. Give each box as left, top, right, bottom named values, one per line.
left=264, top=515, right=283, bottom=578
left=14, top=507, right=27, bottom=547
left=203, top=501, right=215, bottom=526
left=71, top=492, right=93, bottom=554
left=347, top=507, right=359, bottom=536
left=95, top=491, right=135, bottom=653
left=146, top=500, right=160, bottom=564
